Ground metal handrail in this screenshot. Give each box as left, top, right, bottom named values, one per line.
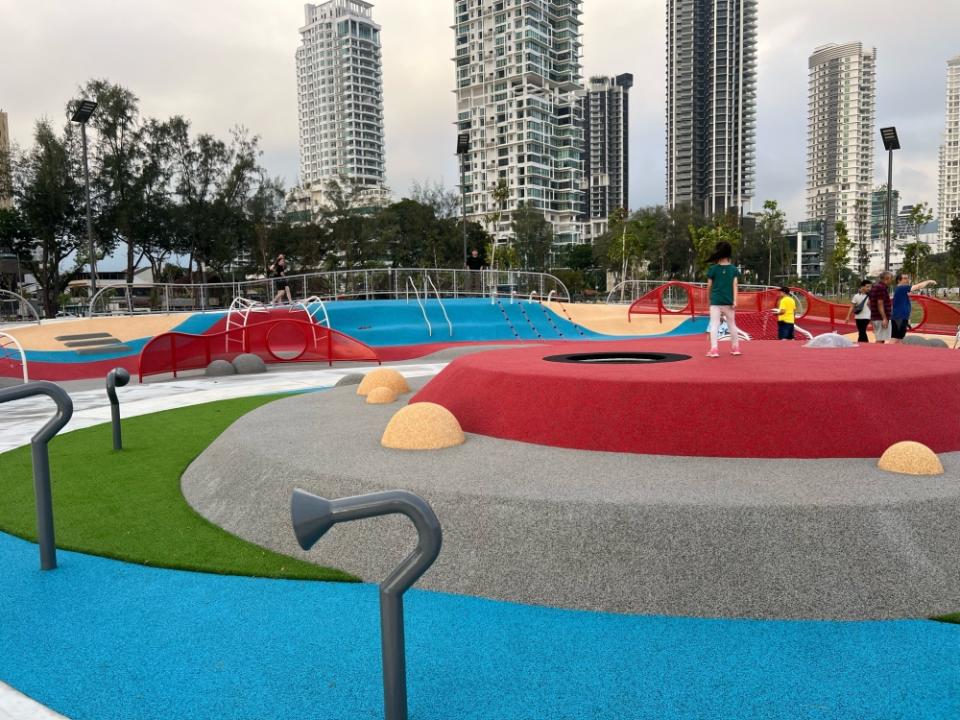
left=87, top=268, right=572, bottom=316
left=0, top=331, right=28, bottom=383
left=423, top=276, right=452, bottom=337
left=299, top=295, right=331, bottom=328
left=0, top=289, right=41, bottom=324
left=405, top=277, right=432, bottom=337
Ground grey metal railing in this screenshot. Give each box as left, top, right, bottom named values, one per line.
left=291, top=489, right=442, bottom=720
left=423, top=275, right=452, bottom=337
left=0, top=381, right=74, bottom=570
left=87, top=268, right=571, bottom=316
left=0, top=289, right=41, bottom=324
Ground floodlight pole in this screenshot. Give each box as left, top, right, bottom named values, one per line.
left=80, top=121, right=96, bottom=298
left=885, top=149, right=893, bottom=272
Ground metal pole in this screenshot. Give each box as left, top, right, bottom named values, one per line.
left=81, top=122, right=97, bottom=299
left=460, top=156, right=468, bottom=266
left=292, top=489, right=442, bottom=720
left=885, top=149, right=893, bottom=272
left=106, top=368, right=130, bottom=451
left=0, top=382, right=74, bottom=570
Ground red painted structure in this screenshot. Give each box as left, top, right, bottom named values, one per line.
left=412, top=336, right=960, bottom=458
left=627, top=281, right=960, bottom=335
left=138, top=319, right=379, bottom=381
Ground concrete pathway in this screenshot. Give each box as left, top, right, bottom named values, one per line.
left=0, top=363, right=446, bottom=454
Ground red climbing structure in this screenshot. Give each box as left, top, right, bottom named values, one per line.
left=138, top=318, right=380, bottom=382
left=627, top=281, right=960, bottom=337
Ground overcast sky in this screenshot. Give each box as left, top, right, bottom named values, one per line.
left=2, top=0, right=959, bottom=230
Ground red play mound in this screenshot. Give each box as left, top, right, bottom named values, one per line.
left=410, top=337, right=960, bottom=458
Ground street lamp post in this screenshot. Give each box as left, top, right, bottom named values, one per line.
left=456, top=133, right=470, bottom=266
left=71, top=99, right=98, bottom=300
left=880, top=127, right=900, bottom=272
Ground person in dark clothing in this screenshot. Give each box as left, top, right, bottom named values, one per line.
left=464, top=248, right=485, bottom=294
left=868, top=271, right=893, bottom=344
left=270, top=254, right=292, bottom=304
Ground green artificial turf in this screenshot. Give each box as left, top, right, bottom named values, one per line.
left=0, top=395, right=356, bottom=582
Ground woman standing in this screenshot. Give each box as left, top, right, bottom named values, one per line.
left=844, top=279, right=872, bottom=343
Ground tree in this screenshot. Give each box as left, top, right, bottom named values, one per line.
left=825, top=220, right=854, bottom=296
left=0, top=207, right=29, bottom=291
left=947, top=216, right=960, bottom=288
left=756, top=200, right=786, bottom=286
left=689, top=213, right=741, bottom=279
left=510, top=201, right=552, bottom=271
left=906, top=202, right=935, bottom=245
left=488, top=179, right=510, bottom=269
left=408, top=180, right=460, bottom=220
left=77, top=80, right=143, bottom=284
left=11, top=120, right=85, bottom=315
left=901, top=241, right=932, bottom=282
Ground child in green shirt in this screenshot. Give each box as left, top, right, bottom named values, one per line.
left=705, top=241, right=741, bottom=358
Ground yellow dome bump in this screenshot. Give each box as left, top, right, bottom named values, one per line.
left=878, top=441, right=944, bottom=476
left=357, top=368, right=411, bottom=397
left=381, top=402, right=465, bottom=450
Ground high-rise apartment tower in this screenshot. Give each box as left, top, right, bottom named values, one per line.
left=583, top=74, right=632, bottom=240
left=666, top=0, right=757, bottom=217
left=806, top=42, right=876, bottom=260
left=296, top=0, right=385, bottom=207
left=938, top=55, right=960, bottom=247
left=453, top=0, right=585, bottom=245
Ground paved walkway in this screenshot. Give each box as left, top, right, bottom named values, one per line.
left=0, top=363, right=445, bottom=453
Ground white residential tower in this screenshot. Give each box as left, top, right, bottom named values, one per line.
left=296, top=0, right=386, bottom=212
left=806, top=42, right=876, bottom=262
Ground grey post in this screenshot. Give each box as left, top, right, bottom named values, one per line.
left=0, top=382, right=74, bottom=570
left=291, top=489, right=442, bottom=720
left=106, top=367, right=131, bottom=451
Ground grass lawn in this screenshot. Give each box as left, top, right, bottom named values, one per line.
left=0, top=394, right=355, bottom=582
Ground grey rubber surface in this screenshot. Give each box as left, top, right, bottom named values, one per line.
left=182, top=379, right=960, bottom=620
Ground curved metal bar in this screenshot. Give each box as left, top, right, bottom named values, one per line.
left=423, top=276, right=453, bottom=337
left=0, top=382, right=74, bottom=570
left=106, top=367, right=130, bottom=450
left=291, top=489, right=442, bottom=720
left=0, top=331, right=29, bottom=383
left=0, top=289, right=41, bottom=324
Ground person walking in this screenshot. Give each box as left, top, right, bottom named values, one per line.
left=772, top=286, right=796, bottom=340
left=890, top=273, right=937, bottom=344
left=705, top=241, right=741, bottom=358
left=843, top=280, right=872, bottom=343
left=270, top=254, right=293, bottom=304
left=868, top=271, right=894, bottom=344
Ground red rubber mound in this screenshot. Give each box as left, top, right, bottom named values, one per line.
left=410, top=337, right=960, bottom=458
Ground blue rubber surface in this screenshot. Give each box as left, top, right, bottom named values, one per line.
left=22, top=301, right=707, bottom=364
left=0, top=531, right=956, bottom=720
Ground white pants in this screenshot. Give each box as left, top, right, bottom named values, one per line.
left=709, top=305, right=739, bottom=349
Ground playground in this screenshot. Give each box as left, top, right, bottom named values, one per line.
left=0, top=272, right=958, bottom=719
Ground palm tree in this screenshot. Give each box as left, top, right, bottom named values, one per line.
left=489, top=179, right=509, bottom=271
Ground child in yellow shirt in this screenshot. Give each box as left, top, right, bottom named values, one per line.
left=773, top=286, right=796, bottom=340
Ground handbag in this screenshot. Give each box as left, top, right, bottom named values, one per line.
left=853, top=295, right=868, bottom=314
